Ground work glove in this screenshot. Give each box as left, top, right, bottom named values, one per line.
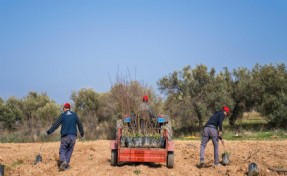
left=218, top=131, right=222, bottom=137
left=80, top=135, right=85, bottom=141
left=218, top=131, right=223, bottom=140
left=41, top=131, right=48, bottom=136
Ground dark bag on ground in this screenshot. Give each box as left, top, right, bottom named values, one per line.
left=0, top=164, right=4, bottom=176
left=34, top=154, right=42, bottom=165
left=222, top=153, right=230, bottom=166
left=248, top=163, right=259, bottom=176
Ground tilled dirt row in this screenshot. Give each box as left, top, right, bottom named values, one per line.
left=0, top=140, right=286, bottom=176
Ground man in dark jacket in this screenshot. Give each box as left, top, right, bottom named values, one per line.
left=46, top=103, right=84, bottom=171
left=199, top=106, right=230, bottom=166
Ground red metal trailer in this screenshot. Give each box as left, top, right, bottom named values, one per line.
left=110, top=127, right=175, bottom=168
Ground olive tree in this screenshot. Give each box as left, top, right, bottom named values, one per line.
left=0, top=98, right=18, bottom=130
left=252, top=63, right=287, bottom=128
left=158, top=64, right=234, bottom=129
left=21, top=92, right=59, bottom=130
left=71, top=88, right=100, bottom=137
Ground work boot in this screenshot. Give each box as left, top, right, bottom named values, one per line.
left=214, top=163, right=222, bottom=167
left=197, top=160, right=205, bottom=168
left=59, top=161, right=68, bottom=171
left=65, top=164, right=71, bottom=170
left=199, top=160, right=205, bottom=166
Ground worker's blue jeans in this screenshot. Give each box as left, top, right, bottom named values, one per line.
left=59, top=135, right=76, bottom=164
left=199, top=127, right=219, bottom=164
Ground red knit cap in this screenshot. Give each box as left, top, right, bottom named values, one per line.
left=222, top=106, right=230, bottom=113
left=64, top=103, right=71, bottom=109
left=143, top=95, right=148, bottom=102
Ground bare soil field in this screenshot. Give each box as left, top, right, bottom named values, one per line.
left=0, top=140, right=286, bottom=176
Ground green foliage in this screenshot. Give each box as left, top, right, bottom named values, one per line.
left=0, top=102, right=17, bottom=130
left=229, top=67, right=254, bottom=125
left=252, top=64, right=287, bottom=128
left=71, top=88, right=101, bottom=138
left=72, top=88, right=100, bottom=116
left=97, top=93, right=117, bottom=123
left=0, top=92, right=59, bottom=140
left=21, top=92, right=59, bottom=129
left=222, top=151, right=230, bottom=156
left=1, top=63, right=287, bottom=142
left=222, top=130, right=287, bottom=140
left=133, top=169, right=141, bottom=175
left=158, top=63, right=287, bottom=131
left=0, top=97, right=25, bottom=130
left=11, top=160, right=24, bottom=167
left=158, top=64, right=234, bottom=129
left=109, top=80, right=162, bottom=117
left=110, top=79, right=163, bottom=137
left=6, top=97, right=25, bottom=122
left=0, top=130, right=60, bottom=143
left=35, top=102, right=59, bottom=124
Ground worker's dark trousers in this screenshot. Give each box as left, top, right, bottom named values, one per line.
left=59, top=135, right=76, bottom=164
left=199, top=127, right=219, bottom=164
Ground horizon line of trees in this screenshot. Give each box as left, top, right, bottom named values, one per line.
left=158, top=63, right=287, bottom=130
left=0, top=63, right=286, bottom=141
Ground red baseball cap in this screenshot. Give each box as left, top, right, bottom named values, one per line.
left=222, top=106, right=230, bottom=114
left=64, top=103, right=71, bottom=109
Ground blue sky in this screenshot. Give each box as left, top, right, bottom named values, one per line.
left=1, top=0, right=287, bottom=103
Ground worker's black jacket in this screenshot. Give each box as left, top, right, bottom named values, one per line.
left=205, top=111, right=225, bottom=132
left=47, top=110, right=84, bottom=138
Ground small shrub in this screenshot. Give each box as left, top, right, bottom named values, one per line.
left=133, top=169, right=141, bottom=175
left=12, top=160, right=24, bottom=167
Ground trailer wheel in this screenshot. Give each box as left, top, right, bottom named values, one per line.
left=111, top=150, right=117, bottom=166
left=167, top=152, right=174, bottom=168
